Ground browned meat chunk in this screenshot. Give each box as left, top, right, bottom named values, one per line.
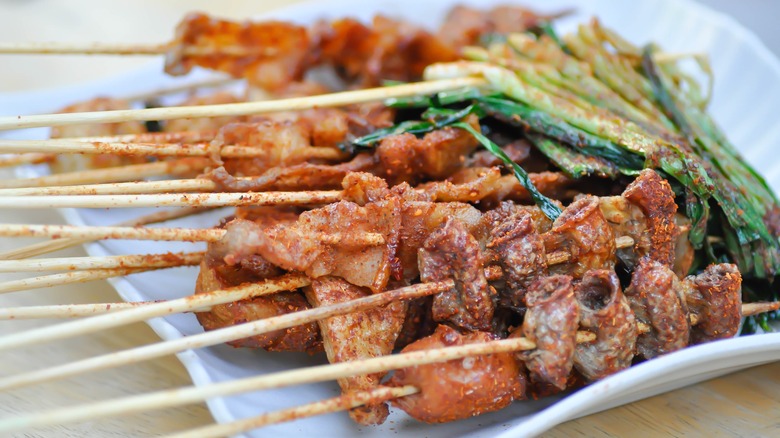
left=221, top=198, right=400, bottom=292
left=304, top=277, right=406, bottom=425
left=397, top=196, right=483, bottom=281
left=315, top=15, right=458, bottom=87
left=622, top=169, right=678, bottom=268
left=516, top=275, right=579, bottom=390
left=165, top=13, right=310, bottom=90
left=374, top=116, right=480, bottom=185
left=467, top=140, right=531, bottom=168
left=194, top=258, right=321, bottom=352
left=419, top=219, right=494, bottom=331
left=625, top=259, right=690, bottom=359
left=682, top=263, right=742, bottom=343
left=487, top=210, right=547, bottom=308
left=545, top=196, right=616, bottom=278
left=574, top=270, right=637, bottom=380
left=388, top=324, right=526, bottom=423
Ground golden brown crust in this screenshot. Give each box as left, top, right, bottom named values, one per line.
left=388, top=325, right=525, bottom=423
left=545, top=196, right=616, bottom=278
left=684, top=263, right=742, bottom=343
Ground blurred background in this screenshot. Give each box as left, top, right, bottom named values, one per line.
left=0, top=0, right=777, bottom=93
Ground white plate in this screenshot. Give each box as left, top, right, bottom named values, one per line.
left=2, top=0, right=780, bottom=436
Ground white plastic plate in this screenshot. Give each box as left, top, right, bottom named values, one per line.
left=2, top=0, right=780, bottom=436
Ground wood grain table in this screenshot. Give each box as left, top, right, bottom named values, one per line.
left=0, top=1, right=778, bottom=436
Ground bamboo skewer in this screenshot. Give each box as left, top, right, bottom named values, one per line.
left=0, top=178, right=220, bottom=196
left=0, top=190, right=346, bottom=208
left=121, top=76, right=240, bottom=103
left=0, top=152, right=53, bottom=168
left=0, top=273, right=310, bottom=355
left=0, top=251, right=204, bottom=272
left=0, top=281, right=450, bottom=390
left=164, top=386, right=419, bottom=438
left=0, top=139, right=344, bottom=160
left=0, top=222, right=377, bottom=243
left=0, top=77, right=487, bottom=131
left=0, top=265, right=771, bottom=392
left=0, top=158, right=210, bottom=189
left=0, top=207, right=211, bottom=260
left=0, top=336, right=537, bottom=434
left=0, top=267, right=152, bottom=295
left=0, top=301, right=164, bottom=319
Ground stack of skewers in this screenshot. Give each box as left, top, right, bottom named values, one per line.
left=0, top=3, right=778, bottom=436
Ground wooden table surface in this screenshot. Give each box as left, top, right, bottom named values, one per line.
left=0, top=1, right=778, bottom=436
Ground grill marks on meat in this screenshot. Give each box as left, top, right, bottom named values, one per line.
left=224, top=199, right=400, bottom=292
left=545, top=196, right=616, bottom=279
left=388, top=324, right=526, bottom=423
left=515, top=275, right=578, bottom=390
left=625, top=259, right=690, bottom=359
left=487, top=210, right=547, bottom=309
left=574, top=270, right=636, bottom=380
left=165, top=13, right=310, bottom=90
left=419, top=219, right=494, bottom=331
left=304, top=277, right=406, bottom=425
left=683, top=264, right=742, bottom=343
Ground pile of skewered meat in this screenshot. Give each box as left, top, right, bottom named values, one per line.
left=36, top=3, right=776, bottom=429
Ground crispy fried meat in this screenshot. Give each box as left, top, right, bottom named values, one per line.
left=388, top=324, right=526, bottom=423
left=304, top=277, right=406, bottom=425
left=574, top=270, right=637, bottom=380
left=418, top=219, right=494, bottom=331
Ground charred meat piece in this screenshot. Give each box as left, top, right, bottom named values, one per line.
left=418, top=218, right=494, bottom=331
left=388, top=324, right=526, bottom=423
left=487, top=210, right=547, bottom=308
left=516, top=275, right=579, bottom=390
left=625, top=259, right=690, bottom=359
left=304, top=277, right=406, bottom=425
left=545, top=195, right=616, bottom=278
left=682, top=263, right=742, bottom=343
left=222, top=198, right=400, bottom=292
left=165, top=13, right=310, bottom=90
left=574, top=270, right=637, bottom=381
